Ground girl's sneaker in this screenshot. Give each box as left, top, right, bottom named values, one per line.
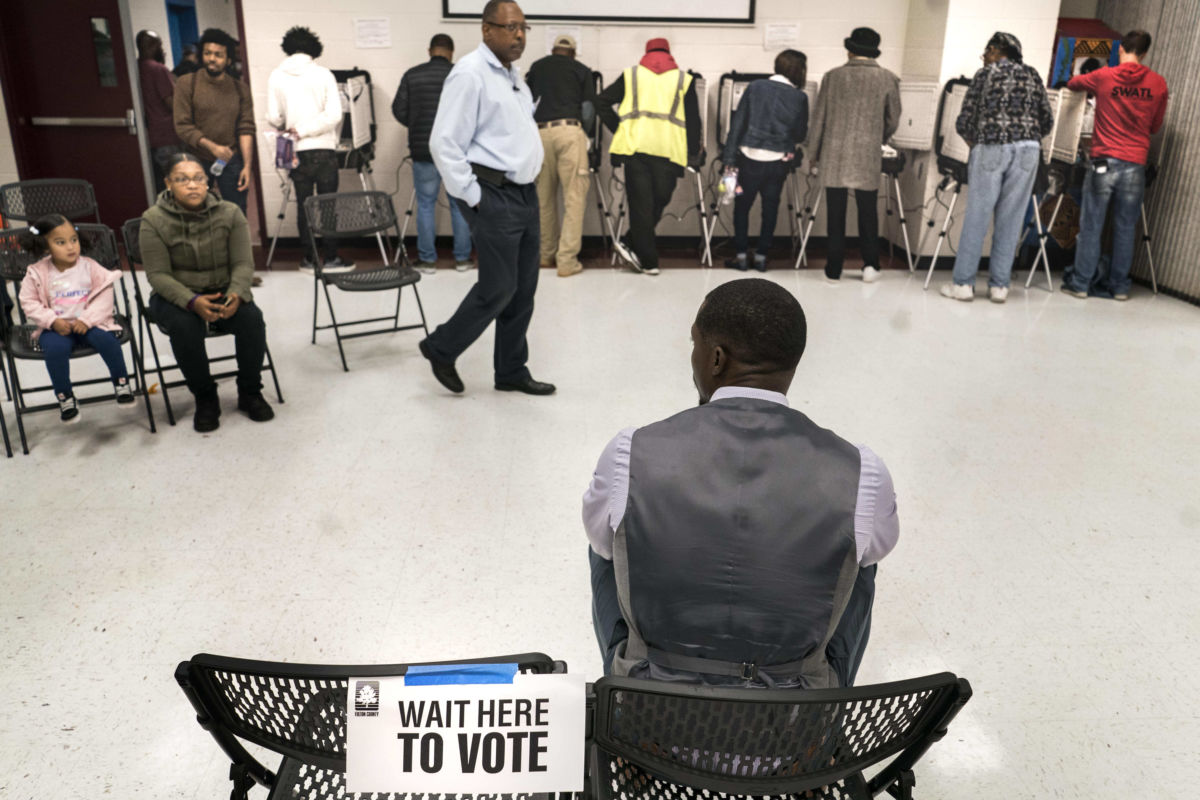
left=57, top=393, right=80, bottom=423
left=114, top=378, right=136, bottom=406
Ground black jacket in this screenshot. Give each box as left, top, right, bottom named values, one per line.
left=392, top=56, right=453, bottom=162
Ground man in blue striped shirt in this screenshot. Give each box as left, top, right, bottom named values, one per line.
left=420, top=0, right=554, bottom=396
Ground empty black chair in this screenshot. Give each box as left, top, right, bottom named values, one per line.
left=175, top=652, right=566, bottom=800
left=0, top=224, right=155, bottom=454
left=121, top=218, right=283, bottom=426
left=303, top=191, right=428, bottom=371
left=0, top=178, right=100, bottom=223
left=588, top=672, right=972, bottom=800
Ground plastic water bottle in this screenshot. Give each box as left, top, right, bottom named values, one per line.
left=718, top=171, right=738, bottom=206
left=210, top=158, right=227, bottom=177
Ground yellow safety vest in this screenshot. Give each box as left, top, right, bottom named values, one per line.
left=609, top=65, right=692, bottom=168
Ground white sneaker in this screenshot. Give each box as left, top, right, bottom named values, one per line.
left=644, top=266, right=660, bottom=276
left=416, top=261, right=438, bottom=275
left=862, top=266, right=880, bottom=283
left=988, top=286, right=1009, bottom=303
left=613, top=240, right=642, bottom=271
left=454, top=260, right=474, bottom=272
left=939, top=283, right=974, bottom=302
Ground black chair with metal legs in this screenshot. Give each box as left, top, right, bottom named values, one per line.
left=175, top=652, right=566, bottom=800
left=0, top=178, right=101, bottom=223
left=120, top=219, right=284, bottom=426
left=303, top=191, right=428, bottom=371
left=0, top=224, right=155, bottom=454
left=587, top=672, right=973, bottom=800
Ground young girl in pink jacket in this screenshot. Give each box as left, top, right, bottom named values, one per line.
left=18, top=214, right=133, bottom=422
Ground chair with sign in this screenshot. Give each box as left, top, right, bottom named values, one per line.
left=304, top=191, right=427, bottom=371
left=0, top=223, right=155, bottom=454
left=175, top=652, right=566, bottom=800
left=120, top=219, right=284, bottom=426
left=0, top=178, right=101, bottom=224
left=587, top=671, right=972, bottom=800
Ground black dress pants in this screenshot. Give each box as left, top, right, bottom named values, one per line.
left=733, top=157, right=790, bottom=257
left=623, top=155, right=679, bottom=271
left=824, top=187, right=879, bottom=279
left=432, top=180, right=540, bottom=383
left=149, top=293, right=266, bottom=397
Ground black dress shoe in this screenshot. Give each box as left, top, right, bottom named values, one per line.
left=724, top=256, right=749, bottom=271
left=419, top=338, right=464, bottom=393
left=495, top=377, right=556, bottom=395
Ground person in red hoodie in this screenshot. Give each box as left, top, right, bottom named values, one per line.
left=1062, top=29, right=1167, bottom=300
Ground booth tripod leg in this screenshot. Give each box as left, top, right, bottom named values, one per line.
left=397, top=187, right=416, bottom=265
left=356, top=166, right=390, bottom=264
left=892, top=175, right=914, bottom=272
left=922, top=186, right=960, bottom=290
left=793, top=189, right=822, bottom=270
left=1025, top=193, right=1063, bottom=289
left=1140, top=203, right=1158, bottom=294
left=1024, top=193, right=1054, bottom=292
left=592, top=169, right=619, bottom=256
left=264, top=178, right=293, bottom=269
left=690, top=169, right=713, bottom=266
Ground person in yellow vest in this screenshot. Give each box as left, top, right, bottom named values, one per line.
left=597, top=38, right=702, bottom=275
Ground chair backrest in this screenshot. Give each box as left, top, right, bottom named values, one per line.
left=0, top=227, right=38, bottom=284
left=121, top=218, right=142, bottom=265
left=0, top=179, right=100, bottom=223
left=590, top=672, right=972, bottom=799
left=175, top=652, right=564, bottom=786
left=303, top=190, right=398, bottom=239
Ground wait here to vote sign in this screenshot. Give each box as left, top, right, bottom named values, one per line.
left=345, top=671, right=586, bottom=794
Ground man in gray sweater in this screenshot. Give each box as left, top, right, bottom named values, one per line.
left=808, top=28, right=900, bottom=283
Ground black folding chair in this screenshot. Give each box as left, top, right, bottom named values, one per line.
left=121, top=219, right=284, bottom=426
left=0, top=224, right=155, bottom=454
left=304, top=191, right=428, bottom=371
left=0, top=178, right=101, bottom=223
left=175, top=652, right=567, bottom=800
left=588, top=672, right=972, bottom=800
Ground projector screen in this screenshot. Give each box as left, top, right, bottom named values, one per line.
left=443, top=0, right=754, bottom=23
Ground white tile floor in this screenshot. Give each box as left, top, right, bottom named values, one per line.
left=2, top=265, right=1199, bottom=798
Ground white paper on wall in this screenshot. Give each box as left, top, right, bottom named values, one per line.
left=763, top=23, right=799, bottom=51
left=354, top=18, right=391, bottom=49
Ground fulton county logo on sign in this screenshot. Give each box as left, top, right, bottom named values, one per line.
left=355, top=681, right=380, bottom=715
left=346, top=672, right=585, bottom=794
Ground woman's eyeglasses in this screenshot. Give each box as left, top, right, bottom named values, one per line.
left=170, top=176, right=209, bottom=185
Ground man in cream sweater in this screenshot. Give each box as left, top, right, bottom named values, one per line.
left=266, top=26, right=354, bottom=272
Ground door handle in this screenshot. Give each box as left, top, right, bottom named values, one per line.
left=30, top=110, right=139, bottom=136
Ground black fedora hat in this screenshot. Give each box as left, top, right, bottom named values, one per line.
left=845, top=27, right=881, bottom=58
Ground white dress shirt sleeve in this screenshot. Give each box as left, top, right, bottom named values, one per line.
left=854, top=444, right=900, bottom=566
left=430, top=68, right=483, bottom=207
left=582, top=427, right=636, bottom=560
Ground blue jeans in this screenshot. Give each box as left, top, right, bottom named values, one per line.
left=199, top=151, right=247, bottom=213
left=1067, top=158, right=1145, bottom=296
left=413, top=160, right=471, bottom=263
left=38, top=328, right=128, bottom=396
left=953, top=141, right=1040, bottom=288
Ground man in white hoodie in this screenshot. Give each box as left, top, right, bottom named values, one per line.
left=266, top=26, right=353, bottom=272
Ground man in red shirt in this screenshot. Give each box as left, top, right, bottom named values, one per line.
left=136, top=31, right=183, bottom=190
left=1062, top=29, right=1167, bottom=300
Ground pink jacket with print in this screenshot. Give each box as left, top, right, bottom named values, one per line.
left=18, top=256, right=123, bottom=341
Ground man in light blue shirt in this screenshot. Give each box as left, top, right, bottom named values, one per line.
left=419, top=0, right=554, bottom=396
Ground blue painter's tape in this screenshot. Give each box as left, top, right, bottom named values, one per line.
left=405, top=663, right=519, bottom=685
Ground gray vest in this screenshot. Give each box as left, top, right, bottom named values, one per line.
left=610, top=397, right=861, bottom=688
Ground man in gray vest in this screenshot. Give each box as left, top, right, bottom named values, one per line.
left=583, top=278, right=898, bottom=687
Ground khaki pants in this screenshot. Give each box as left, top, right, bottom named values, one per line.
left=536, top=124, right=590, bottom=274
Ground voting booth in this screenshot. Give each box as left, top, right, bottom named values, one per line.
left=1049, top=18, right=1121, bottom=88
